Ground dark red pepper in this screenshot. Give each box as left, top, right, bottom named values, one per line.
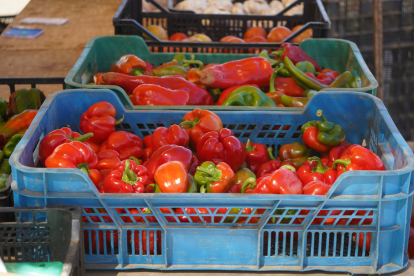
left=256, top=148, right=281, bottom=177
left=273, top=43, right=322, bottom=72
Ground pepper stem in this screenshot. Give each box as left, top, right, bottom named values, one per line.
left=182, top=55, right=204, bottom=71
left=200, top=185, right=207, bottom=193
left=267, top=147, right=276, bottom=160
left=129, top=156, right=140, bottom=165
left=77, top=163, right=90, bottom=174
left=180, top=117, right=200, bottom=129
left=245, top=139, right=255, bottom=152
left=280, top=165, right=296, bottom=172
left=241, top=177, right=256, bottom=193
left=69, top=133, right=94, bottom=142
left=316, top=110, right=327, bottom=122
left=268, top=64, right=284, bottom=93
left=115, top=115, right=124, bottom=125
left=332, top=158, right=351, bottom=170
left=121, top=160, right=140, bottom=185
left=271, top=49, right=284, bottom=60
left=308, top=156, right=326, bottom=174
left=196, top=166, right=222, bottom=182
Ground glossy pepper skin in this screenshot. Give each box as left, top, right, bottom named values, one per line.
left=284, top=57, right=353, bottom=91
left=100, top=131, right=143, bottom=161
left=0, top=110, right=37, bottom=139
left=151, top=124, right=189, bottom=152
left=45, top=141, right=98, bottom=170
left=273, top=43, right=322, bottom=72
left=180, top=109, right=223, bottom=149
left=274, top=78, right=304, bottom=97
left=303, top=180, right=329, bottom=195
left=93, top=73, right=106, bottom=85
left=278, top=142, right=310, bottom=169
left=79, top=101, right=123, bottom=144
left=147, top=145, right=192, bottom=180
left=332, top=145, right=386, bottom=175
left=200, top=57, right=273, bottom=89
left=328, top=144, right=350, bottom=167
left=3, top=134, right=23, bottom=158
left=195, top=161, right=236, bottom=193
left=244, top=139, right=269, bottom=174
left=110, top=54, right=147, bottom=76
left=154, top=161, right=188, bottom=193
left=142, top=135, right=153, bottom=162
left=298, top=157, right=337, bottom=186
left=221, top=86, right=276, bottom=107
left=242, top=175, right=272, bottom=194
left=6, top=88, right=45, bottom=119
left=316, top=69, right=340, bottom=85
left=301, top=109, right=346, bottom=152
left=102, top=73, right=214, bottom=105
left=281, top=94, right=309, bottom=107
left=295, top=61, right=316, bottom=74
left=39, top=127, right=93, bottom=165
left=268, top=165, right=303, bottom=194
left=196, top=128, right=246, bottom=172
left=232, top=167, right=256, bottom=193
left=152, top=65, right=189, bottom=79
left=103, top=160, right=148, bottom=193
left=216, top=84, right=260, bottom=106
left=257, top=148, right=281, bottom=177
left=131, top=84, right=190, bottom=106
left=96, top=149, right=121, bottom=171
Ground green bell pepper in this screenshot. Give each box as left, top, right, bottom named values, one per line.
left=6, top=88, right=45, bottom=118
left=221, top=86, right=276, bottom=107
left=301, top=109, right=346, bottom=147
left=4, top=134, right=23, bottom=158
left=187, top=174, right=197, bottom=193
left=0, top=159, right=11, bottom=175
left=281, top=94, right=309, bottom=107
left=0, top=173, right=8, bottom=190
left=152, top=65, right=189, bottom=78
left=295, top=61, right=316, bottom=74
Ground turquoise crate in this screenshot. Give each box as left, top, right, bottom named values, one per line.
left=65, top=36, right=378, bottom=110
left=10, top=89, right=413, bottom=273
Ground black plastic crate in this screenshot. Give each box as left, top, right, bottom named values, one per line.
left=0, top=206, right=84, bottom=276
left=113, top=0, right=330, bottom=52
left=0, top=175, right=13, bottom=222
left=0, top=77, right=65, bottom=94
left=362, top=47, right=414, bottom=140
left=323, top=0, right=414, bottom=51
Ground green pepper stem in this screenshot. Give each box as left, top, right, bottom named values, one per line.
left=179, top=117, right=200, bottom=128
left=128, top=156, right=140, bottom=165
left=69, top=133, right=94, bottom=142
left=182, top=55, right=204, bottom=71
left=316, top=110, right=327, bottom=122
left=308, top=156, right=326, bottom=174
left=77, top=163, right=90, bottom=174
left=122, top=160, right=140, bottom=185
left=267, top=147, right=276, bottom=160
left=241, top=177, right=256, bottom=193
left=245, top=139, right=255, bottom=152
left=280, top=165, right=296, bottom=172
left=331, top=158, right=351, bottom=170
left=196, top=166, right=222, bottom=182
left=115, top=115, right=124, bottom=125
left=200, top=185, right=207, bottom=193
left=271, top=49, right=284, bottom=60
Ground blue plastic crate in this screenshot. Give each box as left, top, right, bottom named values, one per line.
left=10, top=89, right=414, bottom=274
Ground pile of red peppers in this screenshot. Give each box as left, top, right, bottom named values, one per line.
left=39, top=103, right=386, bottom=197
left=91, top=43, right=360, bottom=107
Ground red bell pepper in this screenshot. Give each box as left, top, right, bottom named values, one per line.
left=100, top=131, right=143, bottom=161
left=196, top=128, right=246, bottom=172
left=200, top=57, right=273, bottom=89
left=45, top=141, right=98, bottom=170
left=268, top=165, right=303, bottom=194
left=96, top=149, right=121, bottom=171
left=278, top=142, right=310, bottom=169
left=84, top=138, right=101, bottom=154
left=242, top=175, right=272, bottom=194
left=303, top=180, right=329, bottom=195
left=256, top=148, right=281, bottom=177
left=39, top=127, right=93, bottom=165
left=88, top=169, right=101, bottom=187
left=332, top=145, right=386, bottom=177
left=273, top=77, right=304, bottom=97
left=154, top=161, right=188, bottom=193
left=195, top=161, right=236, bottom=193
left=328, top=144, right=350, bottom=167
left=188, top=154, right=200, bottom=176
left=179, top=108, right=223, bottom=149
left=79, top=101, right=123, bottom=144
left=93, top=73, right=106, bottom=85
left=151, top=124, right=189, bottom=152
left=216, top=84, right=260, bottom=106
left=0, top=110, right=37, bottom=140
left=244, top=139, right=269, bottom=174
left=316, top=69, right=340, bottom=85
left=298, top=157, right=338, bottom=186
left=131, top=84, right=190, bottom=106
left=103, top=159, right=148, bottom=193
left=142, top=135, right=153, bottom=162
left=273, top=43, right=322, bottom=72
left=110, top=54, right=147, bottom=76
left=146, top=145, right=192, bottom=180
left=101, top=73, right=214, bottom=105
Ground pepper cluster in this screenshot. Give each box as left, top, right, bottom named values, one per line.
left=39, top=104, right=386, bottom=197
left=90, top=43, right=361, bottom=107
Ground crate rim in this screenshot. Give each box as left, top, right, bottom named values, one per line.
left=10, top=89, right=414, bottom=202
left=64, top=36, right=379, bottom=109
